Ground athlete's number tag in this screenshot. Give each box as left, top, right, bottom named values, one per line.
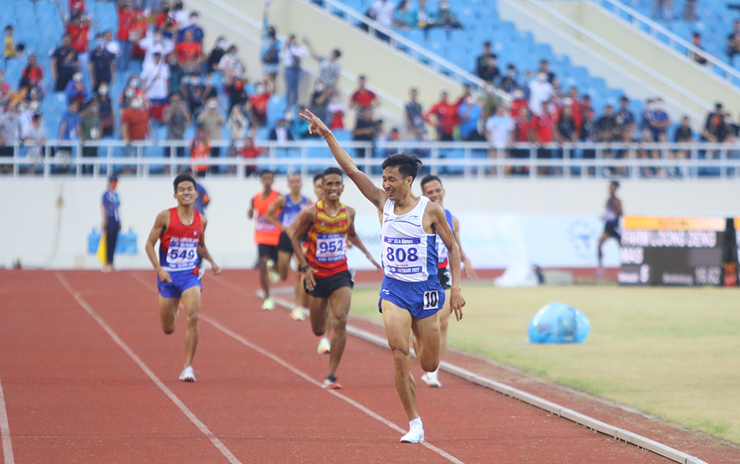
left=423, top=290, right=439, bottom=310
left=384, top=237, right=422, bottom=275
left=166, top=239, right=198, bottom=269
left=256, top=215, right=276, bottom=232
left=316, top=233, right=346, bottom=263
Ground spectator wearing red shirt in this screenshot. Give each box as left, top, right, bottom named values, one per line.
left=69, top=0, right=85, bottom=14
left=349, top=75, right=378, bottom=110
left=512, top=105, right=534, bottom=175
left=117, top=1, right=138, bottom=72
left=424, top=91, right=458, bottom=141
left=247, top=81, right=270, bottom=130
left=20, top=55, right=43, bottom=93
left=121, top=97, right=154, bottom=171
left=238, top=135, right=263, bottom=177
left=67, top=14, right=91, bottom=75
left=532, top=101, right=557, bottom=176
left=175, top=30, right=202, bottom=75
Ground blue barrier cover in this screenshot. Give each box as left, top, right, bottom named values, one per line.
left=87, top=230, right=138, bottom=255
left=528, top=302, right=590, bottom=344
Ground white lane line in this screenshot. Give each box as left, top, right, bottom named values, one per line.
left=135, top=272, right=465, bottom=463
left=0, top=368, right=14, bottom=464
left=56, top=273, right=242, bottom=464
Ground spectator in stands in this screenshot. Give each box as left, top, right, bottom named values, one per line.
left=579, top=108, right=596, bottom=176
left=103, top=30, right=121, bottom=60
left=350, top=75, right=379, bottom=111
left=485, top=104, right=514, bottom=166
left=728, top=21, right=740, bottom=65
left=293, top=105, right=311, bottom=138
left=207, top=36, right=228, bottom=73
left=171, top=0, right=189, bottom=28
left=238, top=135, right=262, bottom=177
left=197, top=99, right=225, bottom=172
left=3, top=26, right=14, bottom=62
left=283, top=35, right=306, bottom=107
left=228, top=105, right=249, bottom=145
left=155, top=2, right=173, bottom=30
left=509, top=88, right=528, bottom=119
left=690, top=32, right=707, bottom=65
left=511, top=106, right=533, bottom=175
left=538, top=59, right=555, bottom=83
left=176, top=29, right=203, bottom=75
left=23, top=113, right=46, bottom=174
left=309, top=81, right=331, bottom=127
left=163, top=92, right=191, bottom=160
left=269, top=116, right=295, bottom=142
left=121, top=76, right=143, bottom=110
left=500, top=64, right=518, bottom=93
left=701, top=112, right=730, bottom=143
left=456, top=83, right=473, bottom=106
left=0, top=101, right=21, bottom=173
left=98, top=84, right=115, bottom=138
left=405, top=88, right=425, bottom=141
left=189, top=125, right=210, bottom=177
left=58, top=100, right=81, bottom=146
left=476, top=42, right=499, bottom=84
left=652, top=0, right=673, bottom=24
left=615, top=96, right=635, bottom=141
left=518, top=70, right=534, bottom=100
left=393, top=1, right=415, bottom=29
left=304, top=38, right=342, bottom=92
left=218, top=45, right=246, bottom=87
left=178, top=11, right=204, bottom=44
left=528, top=72, right=553, bottom=115
left=52, top=34, right=80, bottom=92
left=646, top=98, right=670, bottom=143
left=533, top=100, right=556, bottom=175
left=673, top=115, right=693, bottom=176
left=121, top=97, right=154, bottom=168
left=595, top=104, right=619, bottom=142
left=89, top=35, right=116, bottom=92
left=327, top=95, right=345, bottom=130
left=117, top=1, right=138, bottom=72
left=480, top=82, right=503, bottom=122
left=67, top=13, right=91, bottom=74
left=80, top=97, right=100, bottom=175
left=225, top=78, right=247, bottom=113
left=19, top=101, right=38, bottom=139
left=261, top=6, right=280, bottom=94
left=167, top=52, right=185, bottom=96
left=368, top=0, right=395, bottom=29
left=65, top=73, right=88, bottom=106
left=141, top=52, right=171, bottom=122
left=182, top=75, right=204, bottom=115
left=683, top=0, right=697, bottom=21
left=555, top=104, right=577, bottom=144
left=704, top=102, right=724, bottom=131
left=458, top=96, right=484, bottom=141
left=139, top=29, right=175, bottom=69
left=435, top=0, right=463, bottom=30
left=199, top=74, right=219, bottom=109
left=20, top=55, right=43, bottom=97
left=424, top=91, right=457, bottom=141
left=352, top=106, right=377, bottom=158
left=0, top=72, right=10, bottom=110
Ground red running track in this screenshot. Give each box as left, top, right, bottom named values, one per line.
left=0, top=270, right=692, bottom=463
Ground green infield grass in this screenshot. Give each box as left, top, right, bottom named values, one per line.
left=349, top=284, right=740, bottom=443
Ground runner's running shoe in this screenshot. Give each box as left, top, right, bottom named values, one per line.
left=421, top=372, right=442, bottom=388
left=400, top=424, right=424, bottom=443
left=323, top=375, right=341, bottom=390
left=317, top=337, right=331, bottom=354
left=179, top=366, right=196, bottom=382
left=262, top=298, right=275, bottom=311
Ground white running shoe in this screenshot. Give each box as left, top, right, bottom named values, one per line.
left=317, top=337, right=331, bottom=354
left=290, top=307, right=307, bottom=321
left=421, top=372, right=442, bottom=388
left=179, top=366, right=196, bottom=382
left=266, top=260, right=280, bottom=283
left=262, top=298, right=275, bottom=311
left=400, top=424, right=425, bottom=443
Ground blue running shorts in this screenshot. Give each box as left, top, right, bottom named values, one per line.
left=378, top=276, right=445, bottom=319
left=158, top=270, right=202, bottom=299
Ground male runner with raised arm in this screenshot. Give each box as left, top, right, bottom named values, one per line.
left=300, top=109, right=465, bottom=444
left=266, top=173, right=309, bottom=320
left=145, top=174, right=222, bottom=382
left=419, top=175, right=477, bottom=388
left=290, top=167, right=381, bottom=389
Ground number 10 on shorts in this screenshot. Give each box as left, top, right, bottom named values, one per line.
left=423, top=290, right=439, bottom=310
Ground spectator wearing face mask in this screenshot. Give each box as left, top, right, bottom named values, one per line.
left=458, top=95, right=484, bottom=141
left=175, top=29, right=203, bottom=75
left=171, top=0, right=189, bottom=28
left=207, top=36, right=228, bottom=73
left=500, top=64, right=518, bottom=93
left=269, top=116, right=295, bottom=143
left=120, top=76, right=144, bottom=110
left=197, top=98, right=225, bottom=172
left=117, top=1, right=139, bottom=72
left=103, top=30, right=120, bottom=60
left=227, top=78, right=248, bottom=113
left=58, top=99, right=81, bottom=147
left=121, top=97, right=154, bottom=167
left=97, top=83, right=115, bottom=138
left=476, top=42, right=499, bottom=83
left=141, top=52, right=171, bottom=122
left=138, top=29, right=175, bottom=69
left=166, top=52, right=185, bottom=96
left=308, top=81, right=331, bottom=127
left=52, top=33, right=80, bottom=92
left=89, top=33, right=116, bottom=92
left=66, top=13, right=91, bottom=75
left=528, top=72, right=553, bottom=115
left=65, top=72, right=88, bottom=106
left=163, top=92, right=192, bottom=160
left=189, top=125, right=211, bottom=177
left=20, top=55, right=43, bottom=96
left=283, top=34, right=306, bottom=107
left=218, top=45, right=246, bottom=87
left=177, top=12, right=204, bottom=43
left=303, top=38, right=342, bottom=92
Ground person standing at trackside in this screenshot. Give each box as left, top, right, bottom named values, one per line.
left=101, top=174, right=121, bottom=273
left=299, top=109, right=465, bottom=444
left=596, top=181, right=622, bottom=277
left=144, top=174, right=222, bottom=382
left=248, top=170, right=282, bottom=310
left=419, top=175, right=477, bottom=388
left=265, top=173, right=309, bottom=321
left=290, top=167, right=382, bottom=389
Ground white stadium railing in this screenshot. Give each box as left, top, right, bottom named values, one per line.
left=2, top=140, right=739, bottom=181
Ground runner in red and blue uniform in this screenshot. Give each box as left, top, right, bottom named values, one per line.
left=145, top=173, right=221, bottom=383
